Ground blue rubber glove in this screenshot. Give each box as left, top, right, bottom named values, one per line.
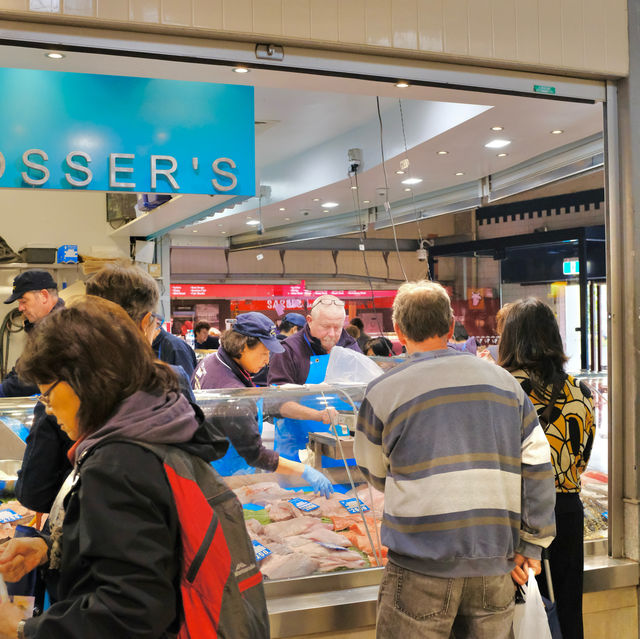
left=302, top=465, right=334, bottom=499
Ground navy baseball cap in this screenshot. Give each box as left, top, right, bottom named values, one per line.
left=4, top=269, right=57, bottom=304
left=283, top=313, right=306, bottom=328
left=233, top=312, right=285, bottom=353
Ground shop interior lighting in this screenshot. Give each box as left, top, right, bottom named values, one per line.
left=497, top=152, right=508, bottom=157
left=395, top=170, right=405, bottom=175
left=232, top=66, right=250, bottom=73
left=321, top=202, right=339, bottom=208
left=220, top=231, right=227, bottom=234
left=351, top=185, right=358, bottom=190
left=455, top=171, right=465, bottom=176
left=551, top=129, right=564, bottom=134
left=284, top=217, right=290, bottom=221
left=192, top=229, right=198, bottom=233
left=395, top=81, right=409, bottom=88
left=46, top=52, right=65, bottom=59
left=490, top=126, right=504, bottom=131
left=323, top=209, right=330, bottom=213
left=484, top=139, right=511, bottom=149
left=363, top=200, right=371, bottom=204
left=404, top=187, right=412, bottom=192
left=246, top=219, right=261, bottom=225
left=436, top=150, right=448, bottom=155
left=312, top=198, right=321, bottom=202
left=401, top=177, right=423, bottom=185
left=256, top=253, right=264, bottom=261
left=279, top=207, right=286, bottom=211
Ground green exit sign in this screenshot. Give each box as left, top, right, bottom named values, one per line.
left=534, top=84, right=556, bottom=95
left=563, top=258, right=579, bottom=275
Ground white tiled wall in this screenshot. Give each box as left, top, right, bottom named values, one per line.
left=0, top=0, right=628, bottom=77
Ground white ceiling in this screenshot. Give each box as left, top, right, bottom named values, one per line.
left=0, top=43, right=604, bottom=242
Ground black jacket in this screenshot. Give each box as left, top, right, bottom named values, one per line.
left=152, top=329, right=197, bottom=379
left=23, top=398, right=228, bottom=639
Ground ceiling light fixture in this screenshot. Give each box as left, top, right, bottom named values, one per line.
left=551, top=129, right=564, bottom=135
left=363, top=200, right=371, bottom=204
left=232, top=66, right=250, bottom=73
left=490, top=126, right=504, bottom=131
left=279, top=207, right=286, bottom=211
left=246, top=219, right=261, bottom=225
left=395, top=81, right=409, bottom=88
left=395, top=170, right=405, bottom=175
left=404, top=188, right=412, bottom=192
left=46, top=52, right=65, bottom=59
left=322, top=202, right=339, bottom=208
left=192, top=229, right=198, bottom=233
left=351, top=185, right=358, bottom=190
left=323, top=209, right=329, bottom=213
left=485, top=139, right=511, bottom=149
left=312, top=198, right=321, bottom=202
left=401, top=177, right=423, bottom=185
left=436, top=150, right=448, bottom=155
left=221, top=231, right=227, bottom=234
left=455, top=171, right=465, bottom=176
left=497, top=152, right=508, bottom=157
left=284, top=217, right=290, bottom=221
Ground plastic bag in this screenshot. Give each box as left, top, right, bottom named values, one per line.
left=324, top=346, right=384, bottom=384
left=513, top=568, right=553, bottom=639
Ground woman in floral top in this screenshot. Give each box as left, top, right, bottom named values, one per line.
left=499, top=298, right=595, bottom=639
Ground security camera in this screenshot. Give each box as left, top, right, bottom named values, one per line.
left=348, top=148, right=363, bottom=173
left=417, top=247, right=428, bottom=261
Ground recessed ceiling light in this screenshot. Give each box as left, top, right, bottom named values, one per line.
left=312, top=197, right=321, bottom=202
left=485, top=139, right=511, bottom=149
left=490, top=126, right=504, bottom=131
left=46, top=52, right=65, bottom=59
left=455, top=171, right=465, bottom=176
left=322, top=202, right=339, bottom=208
left=279, top=207, right=286, bottom=211
left=351, top=185, right=358, bottom=190
left=395, top=170, right=405, bottom=175
left=395, top=81, right=409, bottom=88
left=246, top=219, right=261, bottom=226
left=401, top=177, right=423, bottom=185
left=323, top=209, right=329, bottom=213
left=284, top=217, right=290, bottom=221
left=551, top=129, right=564, bottom=135
left=218, top=224, right=223, bottom=227
left=404, top=188, right=412, bottom=192
left=192, top=229, right=198, bottom=233
left=363, top=200, right=371, bottom=204
left=436, top=150, right=448, bottom=155
left=232, top=66, right=250, bottom=73
left=497, top=152, right=508, bottom=157
left=221, top=231, right=227, bottom=234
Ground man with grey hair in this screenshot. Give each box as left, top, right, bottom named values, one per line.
left=267, top=294, right=361, bottom=459
left=355, top=280, right=556, bottom=638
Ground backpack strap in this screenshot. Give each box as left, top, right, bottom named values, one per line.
left=539, top=373, right=567, bottom=426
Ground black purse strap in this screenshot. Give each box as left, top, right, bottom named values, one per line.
left=539, top=373, right=566, bottom=426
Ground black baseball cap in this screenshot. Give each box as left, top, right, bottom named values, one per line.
left=233, top=312, right=285, bottom=353
left=4, top=270, right=57, bottom=304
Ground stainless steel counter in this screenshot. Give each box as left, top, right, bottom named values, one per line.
left=266, top=550, right=639, bottom=638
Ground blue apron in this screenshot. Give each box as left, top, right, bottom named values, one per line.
left=274, top=354, right=355, bottom=467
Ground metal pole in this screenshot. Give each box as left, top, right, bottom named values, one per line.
left=578, top=232, right=588, bottom=371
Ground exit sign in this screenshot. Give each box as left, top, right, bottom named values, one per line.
left=563, top=258, right=580, bottom=275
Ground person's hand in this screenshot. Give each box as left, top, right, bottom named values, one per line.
left=318, top=407, right=339, bottom=425
left=510, top=552, right=542, bottom=585
left=0, top=537, right=49, bottom=582
left=0, top=601, right=24, bottom=638
left=302, top=466, right=334, bottom=499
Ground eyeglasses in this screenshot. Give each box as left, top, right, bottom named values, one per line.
left=310, top=297, right=345, bottom=310
left=38, top=380, right=60, bottom=407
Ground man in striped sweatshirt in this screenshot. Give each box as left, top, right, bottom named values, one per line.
left=355, top=280, right=555, bottom=638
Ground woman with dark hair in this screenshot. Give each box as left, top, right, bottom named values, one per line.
left=192, top=312, right=333, bottom=497
left=499, top=297, right=595, bottom=639
left=0, top=296, right=233, bottom=639
left=364, top=336, right=394, bottom=357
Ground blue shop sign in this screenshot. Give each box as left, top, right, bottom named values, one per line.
left=0, top=68, right=255, bottom=195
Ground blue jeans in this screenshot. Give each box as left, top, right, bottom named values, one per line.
left=377, top=563, right=516, bottom=639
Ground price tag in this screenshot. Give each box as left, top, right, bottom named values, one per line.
left=339, top=498, right=370, bottom=514
left=289, top=497, right=320, bottom=512
left=252, top=540, right=272, bottom=561
left=0, top=509, right=21, bottom=524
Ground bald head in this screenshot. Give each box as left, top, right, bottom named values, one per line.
left=307, top=295, right=346, bottom=352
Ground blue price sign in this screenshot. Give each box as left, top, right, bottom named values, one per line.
left=0, top=68, right=255, bottom=195
left=0, top=509, right=21, bottom=524
left=252, top=540, right=272, bottom=561
left=339, top=498, right=370, bottom=514
left=289, top=498, right=320, bottom=512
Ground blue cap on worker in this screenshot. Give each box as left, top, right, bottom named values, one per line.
left=283, top=313, right=306, bottom=328
left=233, top=312, right=285, bottom=353
left=4, top=270, right=57, bottom=304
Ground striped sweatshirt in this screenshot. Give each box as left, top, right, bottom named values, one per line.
left=355, top=348, right=556, bottom=578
